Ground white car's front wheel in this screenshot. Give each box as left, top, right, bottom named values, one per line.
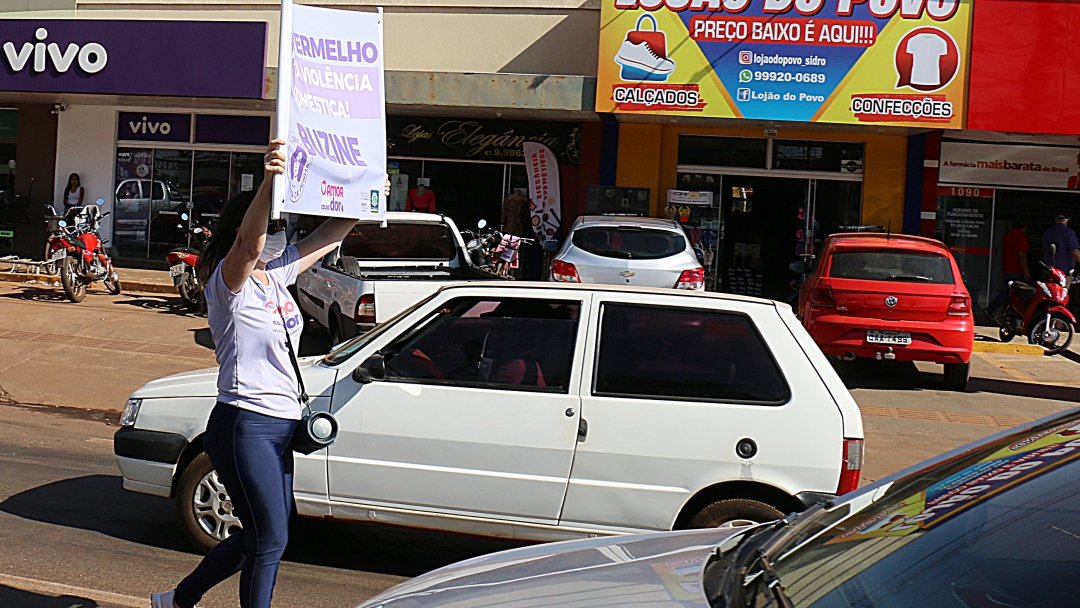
left=176, top=453, right=241, bottom=553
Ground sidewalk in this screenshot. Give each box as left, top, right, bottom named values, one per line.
left=0, top=262, right=176, bottom=294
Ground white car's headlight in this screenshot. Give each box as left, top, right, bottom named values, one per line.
left=120, top=398, right=142, bottom=427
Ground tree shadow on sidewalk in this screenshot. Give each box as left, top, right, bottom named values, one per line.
left=0, top=474, right=521, bottom=579
left=0, top=585, right=100, bottom=607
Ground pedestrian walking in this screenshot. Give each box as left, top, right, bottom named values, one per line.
left=1042, top=214, right=1080, bottom=277
left=151, top=140, right=358, bottom=608
left=986, top=216, right=1030, bottom=318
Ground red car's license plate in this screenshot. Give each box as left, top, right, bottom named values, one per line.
left=867, top=330, right=911, bottom=345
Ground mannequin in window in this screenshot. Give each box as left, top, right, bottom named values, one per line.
left=406, top=179, right=436, bottom=213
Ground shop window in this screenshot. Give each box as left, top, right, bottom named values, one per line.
left=593, top=303, right=789, bottom=405
left=773, top=140, right=864, bottom=173
left=229, top=153, right=264, bottom=202
left=678, top=135, right=767, bottom=168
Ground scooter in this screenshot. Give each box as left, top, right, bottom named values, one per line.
left=166, top=212, right=211, bottom=311
left=47, top=200, right=121, bottom=302
left=994, top=245, right=1075, bottom=355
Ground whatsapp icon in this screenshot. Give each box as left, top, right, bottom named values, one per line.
left=739, top=69, right=752, bottom=83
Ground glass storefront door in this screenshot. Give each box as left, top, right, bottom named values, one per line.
left=935, top=186, right=997, bottom=308
left=675, top=171, right=862, bottom=301
left=113, top=147, right=266, bottom=261
left=387, top=158, right=526, bottom=233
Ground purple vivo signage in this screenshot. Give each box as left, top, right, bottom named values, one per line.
left=0, top=20, right=267, bottom=98
left=118, top=112, right=191, bottom=142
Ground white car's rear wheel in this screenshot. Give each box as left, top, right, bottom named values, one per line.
left=176, top=452, right=241, bottom=553
left=686, top=498, right=784, bottom=529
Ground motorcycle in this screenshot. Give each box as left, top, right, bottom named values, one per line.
left=462, top=219, right=534, bottom=278
left=166, top=213, right=212, bottom=311
left=46, top=199, right=121, bottom=302
left=993, top=245, right=1075, bottom=355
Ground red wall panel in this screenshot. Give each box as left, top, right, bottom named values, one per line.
left=967, top=0, right=1080, bottom=135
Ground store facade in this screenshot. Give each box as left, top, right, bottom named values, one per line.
left=384, top=115, right=586, bottom=234
left=0, top=18, right=270, bottom=262
left=928, top=132, right=1080, bottom=309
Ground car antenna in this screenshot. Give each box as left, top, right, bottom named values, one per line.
left=886, top=219, right=891, bottom=240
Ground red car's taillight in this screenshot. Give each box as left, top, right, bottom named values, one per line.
left=837, top=438, right=864, bottom=495
left=676, top=267, right=705, bottom=290
left=811, top=286, right=836, bottom=308
left=551, top=259, right=580, bottom=283
left=355, top=294, right=375, bottom=324
left=947, top=293, right=971, bottom=316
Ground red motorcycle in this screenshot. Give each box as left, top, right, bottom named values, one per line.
left=47, top=202, right=121, bottom=302
left=994, top=251, right=1075, bottom=355
left=166, top=212, right=211, bottom=311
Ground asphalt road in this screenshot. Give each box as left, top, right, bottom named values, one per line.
left=0, top=405, right=520, bottom=608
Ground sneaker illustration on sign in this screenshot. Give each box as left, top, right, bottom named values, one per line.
left=616, top=14, right=675, bottom=82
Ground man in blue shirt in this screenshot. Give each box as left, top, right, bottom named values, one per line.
left=1042, top=214, right=1080, bottom=274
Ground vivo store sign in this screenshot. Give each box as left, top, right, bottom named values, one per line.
left=0, top=20, right=267, bottom=98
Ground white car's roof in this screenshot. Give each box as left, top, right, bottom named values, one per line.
left=435, top=280, right=781, bottom=308
left=354, top=211, right=445, bottom=224
left=573, top=215, right=681, bottom=231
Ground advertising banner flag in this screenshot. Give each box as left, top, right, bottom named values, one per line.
left=523, top=143, right=562, bottom=241
left=596, top=0, right=972, bottom=128
left=273, top=0, right=386, bottom=219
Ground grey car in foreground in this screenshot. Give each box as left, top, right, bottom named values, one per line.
left=357, top=407, right=1080, bottom=607
left=550, top=215, right=704, bottom=290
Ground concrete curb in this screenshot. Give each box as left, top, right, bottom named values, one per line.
left=0, top=271, right=177, bottom=294
left=973, top=341, right=1045, bottom=356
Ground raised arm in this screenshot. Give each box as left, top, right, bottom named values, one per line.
left=220, top=140, right=285, bottom=292
left=294, top=218, right=356, bottom=274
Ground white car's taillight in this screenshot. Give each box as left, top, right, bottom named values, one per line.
left=837, top=438, right=864, bottom=495
left=551, top=259, right=580, bottom=283
left=355, top=294, right=376, bottom=324
left=120, top=398, right=142, bottom=427
left=676, top=267, right=705, bottom=290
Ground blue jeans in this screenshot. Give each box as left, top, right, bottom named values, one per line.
left=987, top=273, right=1026, bottom=314
left=175, top=403, right=298, bottom=608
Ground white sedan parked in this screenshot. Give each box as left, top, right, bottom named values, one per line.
left=114, top=283, right=863, bottom=552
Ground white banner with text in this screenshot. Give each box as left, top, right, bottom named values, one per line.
left=939, top=141, right=1080, bottom=190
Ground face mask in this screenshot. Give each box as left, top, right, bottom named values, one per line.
left=259, top=230, right=287, bottom=263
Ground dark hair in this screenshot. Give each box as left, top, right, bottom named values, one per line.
left=1015, top=216, right=1029, bottom=229
left=196, top=191, right=257, bottom=286
left=67, top=173, right=80, bottom=192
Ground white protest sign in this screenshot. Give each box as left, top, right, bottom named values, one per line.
left=273, top=0, right=386, bottom=219
left=523, top=142, right=561, bottom=241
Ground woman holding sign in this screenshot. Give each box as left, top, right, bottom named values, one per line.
left=152, top=140, right=364, bottom=608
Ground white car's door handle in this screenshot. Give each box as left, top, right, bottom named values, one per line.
left=565, top=408, right=575, bottom=417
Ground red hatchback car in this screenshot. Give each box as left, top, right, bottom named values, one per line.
left=796, top=233, right=975, bottom=390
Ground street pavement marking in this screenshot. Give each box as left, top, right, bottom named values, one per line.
left=972, top=341, right=1044, bottom=356
left=860, top=404, right=1033, bottom=428
left=0, top=328, right=213, bottom=360
left=0, top=572, right=148, bottom=607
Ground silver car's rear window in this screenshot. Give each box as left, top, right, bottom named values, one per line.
left=572, top=227, right=685, bottom=260
left=341, top=222, right=456, bottom=260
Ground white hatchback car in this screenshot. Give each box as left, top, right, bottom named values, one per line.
left=550, top=216, right=705, bottom=290
left=114, top=283, right=863, bottom=552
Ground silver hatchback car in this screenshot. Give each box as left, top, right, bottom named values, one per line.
left=550, top=216, right=704, bottom=290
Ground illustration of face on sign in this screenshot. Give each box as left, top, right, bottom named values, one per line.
left=289, top=133, right=311, bottom=203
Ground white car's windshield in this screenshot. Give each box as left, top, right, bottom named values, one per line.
left=322, top=292, right=439, bottom=366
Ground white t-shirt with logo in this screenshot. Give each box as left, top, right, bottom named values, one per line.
left=206, top=245, right=305, bottom=420
left=906, top=33, right=948, bottom=87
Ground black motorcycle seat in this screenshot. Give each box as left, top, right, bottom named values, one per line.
left=1009, top=281, right=1036, bottom=292
left=171, top=247, right=200, bottom=255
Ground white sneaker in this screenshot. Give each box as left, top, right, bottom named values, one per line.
left=615, top=40, right=675, bottom=76
left=152, top=590, right=196, bottom=608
